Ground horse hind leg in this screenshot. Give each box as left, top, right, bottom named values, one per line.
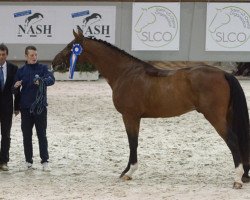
left=203, top=111, right=244, bottom=189
left=226, top=128, right=244, bottom=189
left=224, top=73, right=250, bottom=186
left=242, top=164, right=250, bottom=183
left=240, top=132, right=250, bottom=183
left=120, top=114, right=140, bottom=180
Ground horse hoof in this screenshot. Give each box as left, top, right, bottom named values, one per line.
left=242, top=175, right=250, bottom=183
left=121, top=175, right=132, bottom=181
left=233, top=182, right=242, bottom=189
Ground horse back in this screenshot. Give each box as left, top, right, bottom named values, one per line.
left=112, top=65, right=229, bottom=119
left=112, top=66, right=196, bottom=117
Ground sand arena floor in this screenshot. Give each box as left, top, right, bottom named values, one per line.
left=1, top=78, right=250, bottom=200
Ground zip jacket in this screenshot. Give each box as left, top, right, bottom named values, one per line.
left=14, top=62, right=55, bottom=109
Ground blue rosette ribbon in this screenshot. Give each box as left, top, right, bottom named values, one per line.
left=69, top=44, right=83, bottom=79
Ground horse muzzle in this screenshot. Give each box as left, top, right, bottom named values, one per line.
left=51, top=62, right=69, bottom=72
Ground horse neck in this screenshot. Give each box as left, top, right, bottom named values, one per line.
left=85, top=40, right=136, bottom=86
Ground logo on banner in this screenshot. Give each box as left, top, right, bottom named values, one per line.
left=208, top=6, right=250, bottom=48
left=72, top=10, right=110, bottom=39
left=134, top=6, right=178, bottom=48
left=14, top=10, right=52, bottom=38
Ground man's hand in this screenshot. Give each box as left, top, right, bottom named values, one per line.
left=14, top=80, right=22, bottom=88
left=34, top=80, right=39, bottom=85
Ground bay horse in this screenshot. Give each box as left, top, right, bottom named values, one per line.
left=52, top=30, right=250, bottom=189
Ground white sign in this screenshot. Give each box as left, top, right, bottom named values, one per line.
left=132, top=3, right=180, bottom=51
left=206, top=3, right=250, bottom=51
left=0, top=6, right=116, bottom=44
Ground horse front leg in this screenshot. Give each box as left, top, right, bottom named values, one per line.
left=120, top=114, right=141, bottom=180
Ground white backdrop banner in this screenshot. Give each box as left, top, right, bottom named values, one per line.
left=206, top=3, right=250, bottom=51
left=132, top=3, right=180, bottom=51
left=0, top=6, right=116, bottom=44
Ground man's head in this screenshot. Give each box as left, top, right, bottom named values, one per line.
left=0, top=43, right=8, bottom=66
left=25, top=45, right=38, bottom=64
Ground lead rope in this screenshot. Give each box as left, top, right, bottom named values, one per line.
left=30, top=78, right=46, bottom=115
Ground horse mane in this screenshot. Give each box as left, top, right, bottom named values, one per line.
left=86, top=37, right=170, bottom=77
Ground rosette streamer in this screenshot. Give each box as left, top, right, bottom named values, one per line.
left=69, top=44, right=83, bottom=79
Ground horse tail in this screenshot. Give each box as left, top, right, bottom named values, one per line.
left=224, top=73, right=250, bottom=165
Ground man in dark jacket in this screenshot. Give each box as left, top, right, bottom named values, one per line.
left=13, top=45, right=55, bottom=171
left=0, top=43, right=20, bottom=171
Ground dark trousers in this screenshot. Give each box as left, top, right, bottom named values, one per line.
left=0, top=112, right=12, bottom=164
left=21, top=108, right=49, bottom=164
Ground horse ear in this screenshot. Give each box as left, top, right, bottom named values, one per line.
left=73, top=29, right=84, bottom=42
left=78, top=29, right=84, bottom=38
left=73, top=29, right=78, bottom=39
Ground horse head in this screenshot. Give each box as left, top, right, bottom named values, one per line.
left=209, top=9, right=230, bottom=33
left=52, top=30, right=85, bottom=72
left=134, top=8, right=156, bottom=33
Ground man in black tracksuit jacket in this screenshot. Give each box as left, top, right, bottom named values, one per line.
left=13, top=46, right=55, bottom=171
